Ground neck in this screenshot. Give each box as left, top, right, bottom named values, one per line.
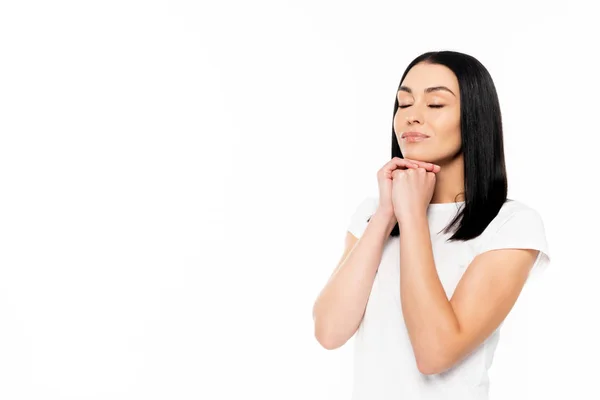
left=430, top=152, right=465, bottom=204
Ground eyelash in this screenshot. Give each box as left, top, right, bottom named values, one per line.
left=398, top=105, right=445, bottom=109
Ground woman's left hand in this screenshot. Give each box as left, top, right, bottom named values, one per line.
left=391, top=167, right=437, bottom=221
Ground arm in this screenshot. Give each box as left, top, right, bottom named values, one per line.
left=313, top=209, right=396, bottom=350
left=399, top=211, right=538, bottom=374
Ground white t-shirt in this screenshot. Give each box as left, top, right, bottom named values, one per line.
left=346, top=196, right=551, bottom=400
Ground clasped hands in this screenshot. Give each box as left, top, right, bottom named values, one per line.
left=377, top=157, right=441, bottom=224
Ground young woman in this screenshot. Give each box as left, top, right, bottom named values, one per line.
left=312, top=50, right=551, bottom=400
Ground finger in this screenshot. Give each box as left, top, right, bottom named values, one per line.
left=388, top=157, right=419, bottom=170
left=408, top=159, right=441, bottom=172
left=403, top=158, right=440, bottom=172
left=426, top=163, right=441, bottom=173
left=391, top=168, right=407, bottom=179
left=404, top=160, right=432, bottom=170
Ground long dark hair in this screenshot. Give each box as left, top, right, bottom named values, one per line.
left=386, top=50, right=508, bottom=241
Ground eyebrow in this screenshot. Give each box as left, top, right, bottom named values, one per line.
left=398, top=86, right=456, bottom=97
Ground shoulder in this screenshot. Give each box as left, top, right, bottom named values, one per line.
left=475, top=198, right=550, bottom=274
left=347, top=196, right=379, bottom=238
left=487, top=199, right=545, bottom=233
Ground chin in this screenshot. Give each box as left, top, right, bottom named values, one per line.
left=401, top=150, right=433, bottom=163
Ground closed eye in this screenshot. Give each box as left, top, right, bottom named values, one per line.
left=398, top=105, right=445, bottom=109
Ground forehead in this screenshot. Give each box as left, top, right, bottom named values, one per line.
left=399, top=63, right=459, bottom=95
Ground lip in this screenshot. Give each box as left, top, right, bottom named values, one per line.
left=401, top=131, right=430, bottom=139
left=401, top=131, right=430, bottom=142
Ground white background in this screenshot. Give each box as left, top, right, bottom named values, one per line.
left=0, top=1, right=597, bottom=399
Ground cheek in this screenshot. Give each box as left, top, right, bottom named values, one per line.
left=431, top=112, right=460, bottom=137
left=431, top=116, right=461, bottom=152
left=393, top=113, right=402, bottom=132
left=429, top=109, right=458, bottom=125
left=437, top=128, right=461, bottom=147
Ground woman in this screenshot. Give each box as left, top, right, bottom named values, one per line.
left=312, top=50, right=551, bottom=399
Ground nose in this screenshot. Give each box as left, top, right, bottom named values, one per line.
left=405, top=111, right=423, bottom=125
left=406, top=114, right=421, bottom=124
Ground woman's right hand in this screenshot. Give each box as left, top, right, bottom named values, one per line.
left=376, top=157, right=440, bottom=221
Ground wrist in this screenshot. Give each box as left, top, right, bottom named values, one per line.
left=397, top=208, right=428, bottom=228
left=372, top=208, right=398, bottom=232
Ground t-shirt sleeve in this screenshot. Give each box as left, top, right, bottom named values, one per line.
left=347, top=196, right=378, bottom=239
left=478, top=208, right=551, bottom=278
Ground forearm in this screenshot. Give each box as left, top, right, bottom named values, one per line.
left=314, top=210, right=396, bottom=349
left=399, top=212, right=460, bottom=369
